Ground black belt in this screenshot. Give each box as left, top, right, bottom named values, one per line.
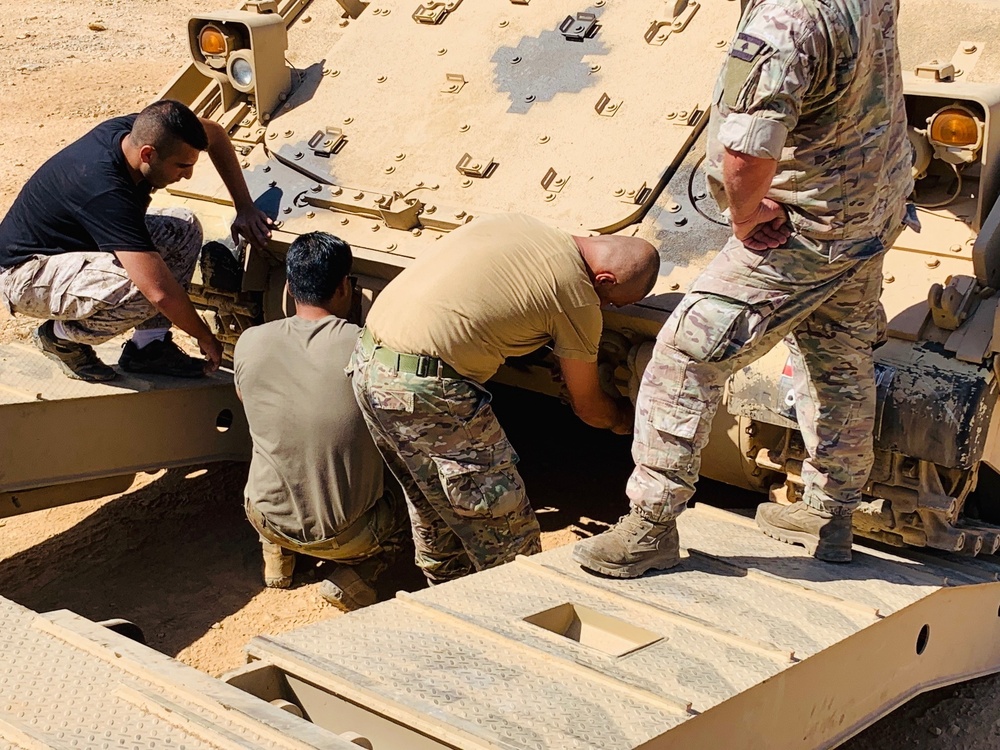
left=359, top=328, right=463, bottom=379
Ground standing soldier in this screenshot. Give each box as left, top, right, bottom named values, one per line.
left=574, top=0, right=914, bottom=576
left=352, top=213, right=659, bottom=584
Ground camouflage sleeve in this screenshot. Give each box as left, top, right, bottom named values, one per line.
left=716, top=1, right=828, bottom=159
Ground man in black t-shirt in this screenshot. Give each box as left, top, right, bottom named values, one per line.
left=0, top=100, right=272, bottom=381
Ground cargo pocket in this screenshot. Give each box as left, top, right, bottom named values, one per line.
left=432, top=439, right=525, bottom=519
left=56, top=255, right=135, bottom=321
left=670, top=280, right=788, bottom=364
left=647, top=397, right=703, bottom=442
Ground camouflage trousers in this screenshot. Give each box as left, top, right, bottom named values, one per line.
left=630, top=231, right=894, bottom=522
left=0, top=207, right=202, bottom=345
left=245, top=487, right=409, bottom=573
left=350, top=341, right=541, bottom=584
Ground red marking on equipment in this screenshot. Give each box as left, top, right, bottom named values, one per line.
left=782, top=361, right=794, bottom=377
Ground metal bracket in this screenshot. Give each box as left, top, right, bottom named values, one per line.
left=541, top=168, right=568, bottom=193
left=247, top=0, right=279, bottom=13
left=929, top=274, right=980, bottom=330
left=950, top=40, right=984, bottom=80
left=413, top=0, right=461, bottom=24
left=440, top=73, right=466, bottom=94
left=376, top=192, right=426, bottom=231
left=671, top=106, right=703, bottom=126
left=456, top=153, right=498, bottom=178
left=595, top=93, right=622, bottom=117
left=645, top=1, right=699, bottom=45
left=308, top=127, right=347, bottom=157
left=614, top=182, right=651, bottom=204
left=914, top=59, right=956, bottom=82
left=559, top=12, right=598, bottom=42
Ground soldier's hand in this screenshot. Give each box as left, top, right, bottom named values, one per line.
left=732, top=199, right=790, bottom=251
left=231, top=205, right=273, bottom=252
left=611, top=399, right=635, bottom=436
left=199, top=334, right=224, bottom=374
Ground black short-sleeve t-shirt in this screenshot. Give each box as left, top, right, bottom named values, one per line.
left=0, top=114, right=155, bottom=269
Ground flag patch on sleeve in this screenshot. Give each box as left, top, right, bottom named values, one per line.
left=730, top=32, right=767, bottom=62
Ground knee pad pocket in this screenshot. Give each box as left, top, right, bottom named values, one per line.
left=670, top=293, right=773, bottom=364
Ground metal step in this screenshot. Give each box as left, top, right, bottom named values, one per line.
left=0, top=340, right=250, bottom=516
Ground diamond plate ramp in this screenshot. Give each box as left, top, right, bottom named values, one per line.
left=0, top=596, right=360, bottom=749
left=248, top=504, right=1000, bottom=749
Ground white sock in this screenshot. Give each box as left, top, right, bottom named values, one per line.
left=130, top=328, right=169, bottom=349
left=52, top=320, right=71, bottom=341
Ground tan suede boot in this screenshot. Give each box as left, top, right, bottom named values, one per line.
left=755, top=502, right=853, bottom=562
left=262, top=541, right=295, bottom=588
left=572, top=508, right=680, bottom=578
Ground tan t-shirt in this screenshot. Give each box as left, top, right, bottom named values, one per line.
left=365, top=213, right=602, bottom=383
left=234, top=316, right=383, bottom=544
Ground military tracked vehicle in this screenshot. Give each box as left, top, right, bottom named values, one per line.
left=136, top=0, right=1000, bottom=558
left=9, top=2, right=1000, bottom=748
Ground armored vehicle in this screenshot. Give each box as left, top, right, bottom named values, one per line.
left=129, top=0, right=1000, bottom=558
left=10, top=2, right=1000, bottom=748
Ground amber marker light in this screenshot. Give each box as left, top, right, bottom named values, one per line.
left=929, top=107, right=981, bottom=148
left=199, top=25, right=228, bottom=57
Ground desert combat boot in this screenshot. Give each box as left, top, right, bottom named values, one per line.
left=573, top=508, right=680, bottom=578
left=755, top=502, right=853, bottom=562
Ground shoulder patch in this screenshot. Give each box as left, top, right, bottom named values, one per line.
left=730, top=32, right=768, bottom=62
left=720, top=32, right=773, bottom=109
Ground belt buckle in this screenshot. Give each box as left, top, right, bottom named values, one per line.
left=416, top=355, right=431, bottom=378
left=436, top=360, right=444, bottom=378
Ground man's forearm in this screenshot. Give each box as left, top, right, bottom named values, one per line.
left=149, top=283, right=214, bottom=343
left=572, top=392, right=633, bottom=433
left=722, top=147, right=778, bottom=222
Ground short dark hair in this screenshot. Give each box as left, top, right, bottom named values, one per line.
left=286, top=232, right=353, bottom=305
left=131, top=100, right=208, bottom=155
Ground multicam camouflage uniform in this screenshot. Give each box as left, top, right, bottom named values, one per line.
left=350, top=345, right=541, bottom=584
left=0, top=207, right=202, bottom=344
left=629, top=0, right=913, bottom=521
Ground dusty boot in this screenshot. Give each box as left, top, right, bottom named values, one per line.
left=572, top=508, right=680, bottom=578
left=32, top=320, right=116, bottom=382
left=262, top=541, right=295, bottom=588
left=318, top=562, right=378, bottom=612
left=755, top=502, right=853, bottom=563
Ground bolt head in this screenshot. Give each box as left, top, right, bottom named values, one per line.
left=525, top=94, right=535, bottom=102
left=284, top=130, right=293, bottom=137
left=461, top=178, right=473, bottom=187
left=459, top=124, right=470, bottom=132
left=371, top=223, right=380, bottom=231
left=395, top=153, right=406, bottom=160
left=537, top=135, right=550, bottom=144
left=343, top=117, right=354, bottom=124
left=340, top=218, right=350, bottom=225
left=884, top=274, right=895, bottom=283
left=384, top=166, right=395, bottom=174
left=437, top=48, right=447, bottom=55
left=669, top=283, right=680, bottom=291
left=545, top=193, right=556, bottom=201
left=282, top=206, right=292, bottom=214
left=963, top=43, right=978, bottom=54
left=306, top=211, right=316, bottom=219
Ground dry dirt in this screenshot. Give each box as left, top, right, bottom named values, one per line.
left=2, top=2, right=1000, bottom=748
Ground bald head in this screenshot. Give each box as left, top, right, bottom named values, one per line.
left=576, top=234, right=659, bottom=308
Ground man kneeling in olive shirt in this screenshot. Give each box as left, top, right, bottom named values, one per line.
left=234, top=232, right=407, bottom=611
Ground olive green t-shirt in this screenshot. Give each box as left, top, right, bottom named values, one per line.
left=233, top=316, right=383, bottom=544
left=365, top=213, right=602, bottom=383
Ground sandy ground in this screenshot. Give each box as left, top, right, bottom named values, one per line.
left=2, top=1, right=1000, bottom=748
